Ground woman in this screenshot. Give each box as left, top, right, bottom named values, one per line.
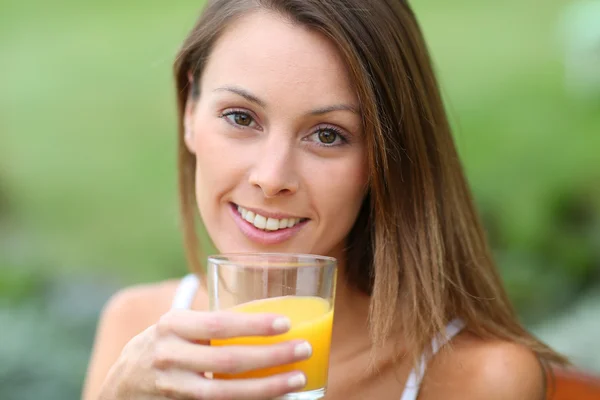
left=82, top=1, right=567, bottom=399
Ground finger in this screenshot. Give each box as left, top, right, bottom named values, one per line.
left=155, top=368, right=203, bottom=400
left=156, top=310, right=291, bottom=340
left=153, top=337, right=313, bottom=374
left=156, top=368, right=307, bottom=400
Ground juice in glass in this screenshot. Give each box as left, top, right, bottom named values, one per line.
left=211, top=295, right=333, bottom=391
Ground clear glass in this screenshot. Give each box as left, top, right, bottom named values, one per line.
left=207, top=253, right=337, bottom=400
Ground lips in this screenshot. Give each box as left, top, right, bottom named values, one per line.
left=235, top=204, right=306, bottom=231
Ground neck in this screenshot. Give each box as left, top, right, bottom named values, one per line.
left=329, top=253, right=373, bottom=360
left=328, top=249, right=406, bottom=371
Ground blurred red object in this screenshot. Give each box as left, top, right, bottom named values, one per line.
left=548, top=367, right=600, bottom=399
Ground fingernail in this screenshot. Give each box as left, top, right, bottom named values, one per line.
left=293, top=341, right=312, bottom=358
left=272, top=317, right=291, bottom=332
left=287, top=373, right=306, bottom=389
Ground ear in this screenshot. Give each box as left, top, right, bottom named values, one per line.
left=183, top=99, right=195, bottom=153
left=183, top=71, right=199, bottom=153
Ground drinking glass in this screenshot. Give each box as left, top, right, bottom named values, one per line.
left=207, top=253, right=337, bottom=400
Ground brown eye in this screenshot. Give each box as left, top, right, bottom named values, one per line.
left=222, top=111, right=256, bottom=128
left=233, top=112, right=252, bottom=126
left=318, top=129, right=337, bottom=144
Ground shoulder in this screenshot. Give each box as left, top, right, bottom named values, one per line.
left=101, top=279, right=180, bottom=330
left=420, top=332, right=545, bottom=400
left=82, top=277, right=207, bottom=400
left=100, top=275, right=208, bottom=330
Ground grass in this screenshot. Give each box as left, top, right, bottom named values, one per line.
left=1, top=0, right=599, bottom=292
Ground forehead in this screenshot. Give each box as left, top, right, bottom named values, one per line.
left=200, top=10, right=357, bottom=106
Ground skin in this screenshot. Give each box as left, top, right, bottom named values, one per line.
left=82, top=10, right=545, bottom=400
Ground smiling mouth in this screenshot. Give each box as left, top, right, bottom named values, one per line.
left=234, top=204, right=309, bottom=231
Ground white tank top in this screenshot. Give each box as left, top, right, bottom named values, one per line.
left=171, top=273, right=465, bottom=400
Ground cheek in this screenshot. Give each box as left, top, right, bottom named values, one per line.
left=310, top=150, right=368, bottom=234
left=191, top=119, right=241, bottom=217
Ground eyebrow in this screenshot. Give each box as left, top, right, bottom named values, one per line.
left=310, top=103, right=359, bottom=115
left=214, top=86, right=267, bottom=108
left=213, top=85, right=359, bottom=116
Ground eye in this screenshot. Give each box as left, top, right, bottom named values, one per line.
left=319, top=130, right=337, bottom=144
left=221, top=110, right=258, bottom=129
left=307, top=126, right=348, bottom=147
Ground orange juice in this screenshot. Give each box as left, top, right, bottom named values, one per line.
left=211, top=296, right=333, bottom=391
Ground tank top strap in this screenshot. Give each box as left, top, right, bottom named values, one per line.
left=171, top=273, right=200, bottom=310
left=400, top=318, right=466, bottom=400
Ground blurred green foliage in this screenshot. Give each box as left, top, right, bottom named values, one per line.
left=0, top=0, right=599, bottom=397
left=2, top=0, right=599, bottom=313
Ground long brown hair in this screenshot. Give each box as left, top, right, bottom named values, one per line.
left=173, top=0, right=566, bottom=368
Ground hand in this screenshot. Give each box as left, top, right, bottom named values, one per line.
left=99, top=309, right=311, bottom=399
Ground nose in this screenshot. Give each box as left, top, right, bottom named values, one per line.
left=248, top=137, right=299, bottom=198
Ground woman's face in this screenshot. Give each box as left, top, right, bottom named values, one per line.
left=185, top=11, right=368, bottom=259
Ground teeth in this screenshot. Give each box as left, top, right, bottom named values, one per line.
left=236, top=205, right=303, bottom=231
left=254, top=214, right=267, bottom=230
left=266, top=218, right=280, bottom=231
left=244, top=210, right=255, bottom=223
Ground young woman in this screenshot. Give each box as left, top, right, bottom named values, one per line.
left=82, top=1, right=566, bottom=399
